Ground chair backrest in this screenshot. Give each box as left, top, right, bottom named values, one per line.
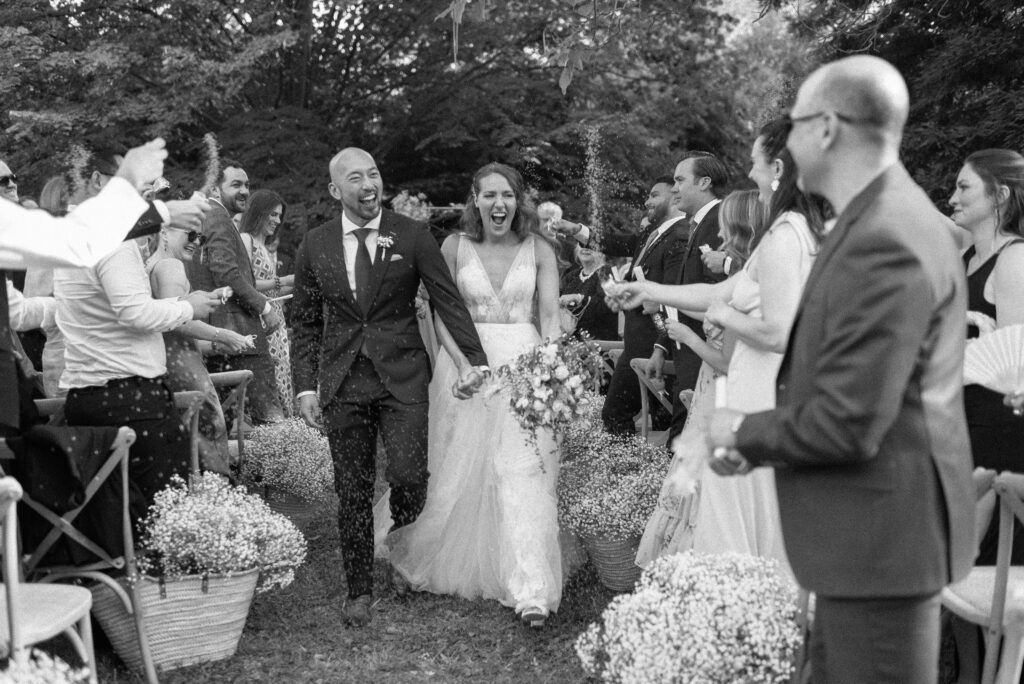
left=0, top=476, right=25, bottom=657
left=983, top=473, right=1024, bottom=683
left=208, top=370, right=253, bottom=465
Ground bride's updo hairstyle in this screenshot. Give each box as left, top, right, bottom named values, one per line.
left=963, top=149, right=1024, bottom=238
left=461, top=162, right=553, bottom=249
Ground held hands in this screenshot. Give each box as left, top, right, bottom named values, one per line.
left=217, top=329, right=254, bottom=354
left=705, top=408, right=752, bottom=476
left=298, top=394, right=323, bottom=430
left=452, top=368, right=486, bottom=400
left=185, top=290, right=223, bottom=320
left=166, top=199, right=210, bottom=232
left=116, top=138, right=167, bottom=191
left=603, top=280, right=648, bottom=312
left=701, top=250, right=727, bottom=274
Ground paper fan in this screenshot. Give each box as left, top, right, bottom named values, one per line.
left=964, top=324, right=1024, bottom=393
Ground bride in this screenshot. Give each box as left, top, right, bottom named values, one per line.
left=383, top=162, right=564, bottom=627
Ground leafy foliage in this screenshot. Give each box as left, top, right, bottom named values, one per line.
left=760, top=0, right=1024, bottom=202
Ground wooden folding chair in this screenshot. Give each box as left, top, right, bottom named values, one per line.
left=629, top=357, right=675, bottom=444
left=942, top=471, right=1024, bottom=684
left=591, top=340, right=623, bottom=394
left=208, top=370, right=253, bottom=467
left=0, top=476, right=99, bottom=683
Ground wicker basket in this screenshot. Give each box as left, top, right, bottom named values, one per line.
left=263, top=486, right=325, bottom=528
left=90, top=569, right=258, bottom=673
left=582, top=535, right=643, bottom=592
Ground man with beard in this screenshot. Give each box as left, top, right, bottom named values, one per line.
left=187, top=159, right=284, bottom=423
left=570, top=176, right=686, bottom=435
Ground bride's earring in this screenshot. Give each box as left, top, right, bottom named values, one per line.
left=770, top=178, right=780, bottom=193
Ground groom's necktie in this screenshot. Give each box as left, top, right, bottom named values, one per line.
left=353, top=227, right=374, bottom=313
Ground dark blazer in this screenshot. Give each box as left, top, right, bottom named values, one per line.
left=736, top=164, right=975, bottom=597
left=658, top=204, right=725, bottom=391
left=290, top=210, right=486, bottom=406
left=602, top=217, right=686, bottom=356
left=185, top=201, right=266, bottom=342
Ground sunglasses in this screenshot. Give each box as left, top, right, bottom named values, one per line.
left=167, top=227, right=208, bottom=246
left=0, top=173, right=18, bottom=187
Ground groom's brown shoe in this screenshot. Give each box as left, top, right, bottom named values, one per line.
left=390, top=566, right=412, bottom=598
left=342, top=594, right=373, bottom=627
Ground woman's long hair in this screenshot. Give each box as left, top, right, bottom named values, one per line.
left=756, top=118, right=828, bottom=249
left=718, top=189, right=765, bottom=267
left=239, top=189, right=286, bottom=239
left=964, top=148, right=1024, bottom=238
left=459, top=163, right=559, bottom=256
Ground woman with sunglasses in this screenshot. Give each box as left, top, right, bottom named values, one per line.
left=146, top=223, right=254, bottom=474
left=239, top=189, right=295, bottom=417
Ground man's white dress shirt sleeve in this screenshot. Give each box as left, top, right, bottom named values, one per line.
left=95, top=245, right=192, bottom=331
left=0, top=177, right=148, bottom=270
left=6, top=279, right=56, bottom=331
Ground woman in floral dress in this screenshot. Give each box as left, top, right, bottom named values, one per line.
left=239, top=190, right=295, bottom=416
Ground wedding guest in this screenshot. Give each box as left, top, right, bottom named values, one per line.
left=705, top=56, right=974, bottom=683
left=187, top=159, right=284, bottom=425
left=0, top=139, right=179, bottom=438
left=24, top=175, right=71, bottom=396
left=239, top=189, right=295, bottom=417
left=558, top=242, right=618, bottom=341
left=147, top=223, right=253, bottom=474
left=950, top=148, right=1024, bottom=565
left=54, top=157, right=223, bottom=504
left=585, top=177, right=685, bottom=435
left=636, top=187, right=765, bottom=566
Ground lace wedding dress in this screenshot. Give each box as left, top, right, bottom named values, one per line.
left=384, top=234, right=562, bottom=615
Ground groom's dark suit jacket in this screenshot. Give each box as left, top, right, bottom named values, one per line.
left=291, top=210, right=486, bottom=406
left=737, top=164, right=975, bottom=597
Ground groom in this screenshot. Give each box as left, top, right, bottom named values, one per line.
left=291, top=148, right=488, bottom=626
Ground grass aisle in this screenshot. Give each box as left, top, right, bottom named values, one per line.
left=96, top=506, right=616, bottom=683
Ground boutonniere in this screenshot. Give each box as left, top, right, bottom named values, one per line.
left=377, top=234, right=395, bottom=258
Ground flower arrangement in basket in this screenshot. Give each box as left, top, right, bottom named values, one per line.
left=487, top=333, right=604, bottom=451
left=1, top=650, right=90, bottom=684
left=138, top=473, right=307, bottom=593
left=576, top=551, right=802, bottom=684
left=242, top=418, right=333, bottom=504
left=558, top=412, right=670, bottom=541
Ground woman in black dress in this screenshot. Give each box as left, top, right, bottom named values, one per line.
left=949, top=148, right=1024, bottom=563
left=558, top=242, right=618, bottom=341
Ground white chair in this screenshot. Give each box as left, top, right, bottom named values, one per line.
left=0, top=476, right=98, bottom=683
left=942, top=471, right=1024, bottom=684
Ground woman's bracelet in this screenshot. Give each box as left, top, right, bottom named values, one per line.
left=274, top=275, right=282, bottom=290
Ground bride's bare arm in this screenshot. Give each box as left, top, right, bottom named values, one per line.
left=534, top=238, right=561, bottom=339
left=434, top=235, right=472, bottom=374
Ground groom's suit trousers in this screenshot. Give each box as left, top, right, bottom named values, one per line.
left=323, top=354, right=429, bottom=599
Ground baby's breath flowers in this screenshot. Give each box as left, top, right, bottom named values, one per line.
left=0, top=650, right=90, bottom=684
left=488, top=333, right=603, bottom=456
left=558, top=399, right=670, bottom=540
left=390, top=190, right=432, bottom=222
left=242, top=418, right=334, bottom=504
left=138, top=474, right=307, bottom=594
left=576, top=552, right=801, bottom=684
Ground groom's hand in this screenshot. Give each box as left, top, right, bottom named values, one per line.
left=298, top=394, right=323, bottom=430
left=452, top=369, right=484, bottom=399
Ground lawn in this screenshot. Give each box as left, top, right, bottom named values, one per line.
left=86, top=500, right=616, bottom=684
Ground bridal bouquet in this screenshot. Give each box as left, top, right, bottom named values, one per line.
left=576, top=552, right=801, bottom=683
left=488, top=333, right=603, bottom=448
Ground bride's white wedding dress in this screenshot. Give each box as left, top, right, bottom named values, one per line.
left=383, top=234, right=562, bottom=615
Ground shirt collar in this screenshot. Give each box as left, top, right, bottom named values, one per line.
left=655, top=214, right=687, bottom=234
left=341, top=211, right=382, bottom=235
left=691, top=199, right=722, bottom=227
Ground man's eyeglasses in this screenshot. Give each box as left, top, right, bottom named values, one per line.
left=783, top=110, right=875, bottom=132
left=0, top=174, right=18, bottom=187
left=167, top=227, right=208, bottom=246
